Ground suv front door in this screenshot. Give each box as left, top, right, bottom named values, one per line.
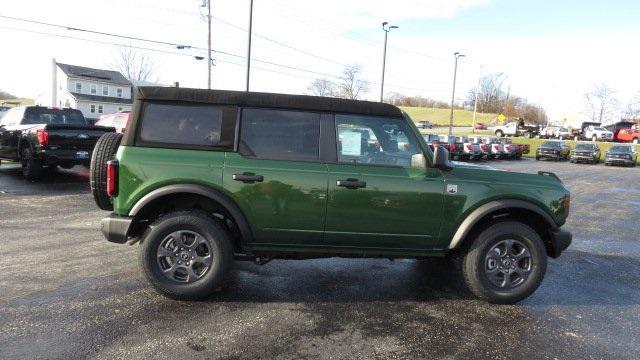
left=325, top=114, right=445, bottom=251
left=223, top=108, right=329, bottom=248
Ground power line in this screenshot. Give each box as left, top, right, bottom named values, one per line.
left=0, top=15, right=450, bottom=94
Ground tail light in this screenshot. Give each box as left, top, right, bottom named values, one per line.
left=36, top=129, right=49, bottom=146
left=448, top=143, right=456, bottom=152
left=563, top=195, right=571, bottom=213
left=465, top=144, right=472, bottom=151
left=106, top=160, right=118, bottom=197
left=481, top=144, right=488, bottom=151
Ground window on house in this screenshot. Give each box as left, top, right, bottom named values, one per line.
left=102, top=86, right=109, bottom=96
left=75, top=82, right=82, bottom=92
left=116, top=88, right=123, bottom=97
left=91, top=85, right=97, bottom=95
left=90, top=104, right=96, bottom=113
left=98, top=105, right=104, bottom=114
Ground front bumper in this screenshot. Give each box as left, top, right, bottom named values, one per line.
left=537, top=152, right=560, bottom=159
left=571, top=154, right=597, bottom=162
left=605, top=157, right=634, bottom=165
left=547, top=228, right=572, bottom=258
left=101, top=214, right=133, bottom=244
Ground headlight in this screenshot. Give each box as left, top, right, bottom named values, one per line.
left=593, top=151, right=598, bottom=156
left=626, top=154, right=632, bottom=159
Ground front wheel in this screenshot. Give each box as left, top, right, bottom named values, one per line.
left=461, top=221, right=547, bottom=304
left=592, top=135, right=597, bottom=142
left=139, top=210, right=234, bottom=300
left=495, top=130, right=504, bottom=137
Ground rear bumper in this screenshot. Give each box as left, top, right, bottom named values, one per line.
left=101, top=214, right=133, bottom=244
left=547, top=228, right=572, bottom=258
left=38, top=149, right=93, bottom=165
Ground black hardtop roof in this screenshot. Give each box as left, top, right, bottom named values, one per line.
left=134, top=87, right=403, bottom=118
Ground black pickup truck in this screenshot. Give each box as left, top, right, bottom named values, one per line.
left=0, top=106, right=114, bottom=179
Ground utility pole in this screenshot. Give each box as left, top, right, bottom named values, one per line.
left=472, top=64, right=483, bottom=134
left=245, top=0, right=254, bottom=92
left=448, top=52, right=465, bottom=135
left=380, top=22, right=398, bottom=103
left=203, top=0, right=212, bottom=89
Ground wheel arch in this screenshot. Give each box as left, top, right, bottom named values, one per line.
left=449, top=200, right=557, bottom=255
left=128, top=184, right=254, bottom=250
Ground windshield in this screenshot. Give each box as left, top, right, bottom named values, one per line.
left=575, top=144, right=594, bottom=150
left=542, top=141, right=561, bottom=148
left=594, top=127, right=607, bottom=131
left=609, top=146, right=632, bottom=153
left=23, top=107, right=86, bottom=125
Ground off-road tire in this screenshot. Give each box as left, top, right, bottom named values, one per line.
left=461, top=221, right=547, bottom=304
left=90, top=132, right=123, bottom=211
left=21, top=147, right=43, bottom=180
left=139, top=210, right=234, bottom=300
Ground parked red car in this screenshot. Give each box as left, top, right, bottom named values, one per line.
left=95, top=111, right=130, bottom=133
left=616, top=127, right=640, bottom=144
left=474, top=122, right=487, bottom=130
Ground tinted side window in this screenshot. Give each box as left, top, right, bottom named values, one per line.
left=336, top=114, right=421, bottom=167
left=239, top=109, right=320, bottom=161
left=139, top=103, right=228, bottom=147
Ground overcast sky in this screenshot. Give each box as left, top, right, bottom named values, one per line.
left=1, top=0, right=639, bottom=121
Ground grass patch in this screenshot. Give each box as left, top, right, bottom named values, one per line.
left=401, top=106, right=498, bottom=126
left=0, top=98, right=34, bottom=106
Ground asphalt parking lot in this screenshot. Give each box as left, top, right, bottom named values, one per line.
left=1, top=160, right=639, bottom=359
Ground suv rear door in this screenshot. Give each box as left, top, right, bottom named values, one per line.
left=324, top=114, right=445, bottom=251
left=223, top=108, right=330, bottom=248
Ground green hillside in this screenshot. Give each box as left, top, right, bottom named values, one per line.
left=0, top=98, right=34, bottom=106
left=401, top=106, right=498, bottom=127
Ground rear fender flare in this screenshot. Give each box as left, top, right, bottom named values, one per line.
left=129, top=184, right=254, bottom=245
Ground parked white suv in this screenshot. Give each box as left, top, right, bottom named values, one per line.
left=584, top=126, right=613, bottom=141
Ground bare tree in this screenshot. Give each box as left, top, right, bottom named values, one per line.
left=623, top=91, right=640, bottom=120
left=583, top=83, right=619, bottom=123
left=112, top=47, right=156, bottom=82
left=307, top=78, right=336, bottom=97
left=337, top=64, right=368, bottom=100
left=467, top=72, right=508, bottom=114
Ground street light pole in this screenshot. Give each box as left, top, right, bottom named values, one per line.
left=245, top=0, right=254, bottom=92
left=204, top=0, right=212, bottom=89
left=448, top=52, right=465, bottom=135
left=380, top=22, right=398, bottom=103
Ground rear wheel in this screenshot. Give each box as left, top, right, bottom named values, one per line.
left=495, top=130, right=504, bottom=137
left=139, top=210, right=234, bottom=300
left=461, top=221, right=547, bottom=304
left=633, top=138, right=639, bottom=145
left=21, top=147, right=43, bottom=180
left=90, top=132, right=123, bottom=211
left=592, top=135, right=597, bottom=142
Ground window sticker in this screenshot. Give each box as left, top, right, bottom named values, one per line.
left=341, top=130, right=362, bottom=156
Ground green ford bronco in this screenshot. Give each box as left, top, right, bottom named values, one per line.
left=92, top=87, right=572, bottom=304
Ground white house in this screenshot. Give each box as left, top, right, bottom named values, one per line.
left=48, top=59, right=133, bottom=122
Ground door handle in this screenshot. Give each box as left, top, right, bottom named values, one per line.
left=232, top=174, right=264, bottom=183
left=336, top=179, right=366, bottom=189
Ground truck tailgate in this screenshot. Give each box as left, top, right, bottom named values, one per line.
left=45, top=125, right=114, bottom=150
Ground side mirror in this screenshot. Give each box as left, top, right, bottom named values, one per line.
left=411, top=153, right=426, bottom=169
left=433, top=145, right=452, bottom=170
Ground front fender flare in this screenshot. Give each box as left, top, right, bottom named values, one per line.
left=448, top=199, right=557, bottom=249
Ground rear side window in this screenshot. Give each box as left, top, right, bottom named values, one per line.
left=239, top=108, right=320, bottom=161
left=138, top=103, right=234, bottom=148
